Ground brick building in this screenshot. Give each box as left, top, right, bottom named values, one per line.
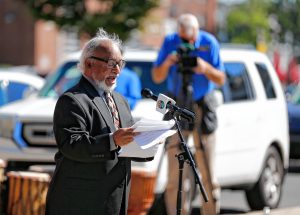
left=130, top=0, right=217, bottom=48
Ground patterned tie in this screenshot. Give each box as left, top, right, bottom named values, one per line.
left=105, top=92, right=120, bottom=129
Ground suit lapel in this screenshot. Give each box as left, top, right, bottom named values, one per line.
left=93, top=97, right=116, bottom=132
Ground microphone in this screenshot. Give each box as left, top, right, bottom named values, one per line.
left=141, top=88, right=195, bottom=121
left=156, top=93, right=176, bottom=114
left=141, top=88, right=158, bottom=100
left=141, top=88, right=176, bottom=114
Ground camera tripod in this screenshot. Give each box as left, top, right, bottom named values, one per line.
left=168, top=109, right=208, bottom=215
left=169, top=69, right=218, bottom=214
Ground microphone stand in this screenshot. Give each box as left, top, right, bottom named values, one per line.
left=169, top=109, right=209, bottom=215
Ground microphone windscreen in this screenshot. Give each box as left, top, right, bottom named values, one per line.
left=141, top=88, right=152, bottom=98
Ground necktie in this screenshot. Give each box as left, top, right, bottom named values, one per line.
left=105, top=92, right=120, bottom=129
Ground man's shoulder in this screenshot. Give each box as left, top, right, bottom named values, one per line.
left=58, top=81, right=95, bottom=104
left=164, top=33, right=180, bottom=43
left=63, top=85, right=86, bottom=98
left=199, top=30, right=219, bottom=44
left=58, top=90, right=88, bottom=106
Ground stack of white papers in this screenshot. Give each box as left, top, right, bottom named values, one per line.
left=119, top=118, right=177, bottom=158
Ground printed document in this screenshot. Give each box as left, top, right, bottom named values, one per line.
left=119, top=118, right=177, bottom=158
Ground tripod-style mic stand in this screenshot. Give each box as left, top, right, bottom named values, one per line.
left=169, top=109, right=208, bottom=215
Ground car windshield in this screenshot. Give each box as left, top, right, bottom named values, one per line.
left=39, top=61, right=80, bottom=98
left=38, top=60, right=167, bottom=98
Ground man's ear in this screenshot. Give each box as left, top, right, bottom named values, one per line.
left=84, top=59, right=92, bottom=77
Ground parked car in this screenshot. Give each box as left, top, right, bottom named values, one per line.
left=0, top=70, right=45, bottom=106
left=0, top=48, right=289, bottom=211
left=286, top=84, right=300, bottom=159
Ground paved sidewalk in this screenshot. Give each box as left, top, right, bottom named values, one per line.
left=239, top=206, right=300, bottom=215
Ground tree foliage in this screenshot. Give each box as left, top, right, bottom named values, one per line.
left=226, top=0, right=271, bottom=46
left=268, top=0, right=300, bottom=45
left=226, top=0, right=300, bottom=47
left=25, top=0, right=158, bottom=41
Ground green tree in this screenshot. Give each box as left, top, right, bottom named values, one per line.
left=25, top=0, right=158, bottom=41
left=226, top=0, right=271, bottom=46
left=269, top=0, right=300, bottom=45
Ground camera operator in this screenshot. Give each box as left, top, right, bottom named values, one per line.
left=152, top=13, right=225, bottom=214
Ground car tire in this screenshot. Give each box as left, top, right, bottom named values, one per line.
left=245, top=146, right=284, bottom=210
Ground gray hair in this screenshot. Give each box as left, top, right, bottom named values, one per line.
left=177, top=13, right=199, bottom=35
left=78, top=28, right=123, bottom=71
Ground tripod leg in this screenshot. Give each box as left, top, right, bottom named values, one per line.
left=176, top=153, right=185, bottom=215
left=193, top=130, right=216, bottom=215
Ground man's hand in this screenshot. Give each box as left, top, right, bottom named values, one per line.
left=194, top=57, right=226, bottom=86
left=152, top=53, right=178, bottom=84
left=113, top=128, right=139, bottom=146
left=165, top=53, right=179, bottom=66
left=194, top=57, right=209, bottom=75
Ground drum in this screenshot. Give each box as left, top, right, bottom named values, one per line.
left=6, top=171, right=50, bottom=215
left=28, top=165, right=55, bottom=177
left=128, top=167, right=157, bottom=215
left=0, top=159, right=5, bottom=214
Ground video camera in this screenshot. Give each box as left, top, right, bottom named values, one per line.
left=174, top=43, right=197, bottom=131
left=177, top=43, right=198, bottom=73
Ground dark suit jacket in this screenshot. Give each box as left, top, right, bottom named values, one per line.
left=46, top=77, right=134, bottom=215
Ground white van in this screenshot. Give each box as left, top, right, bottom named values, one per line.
left=0, top=48, right=289, bottom=211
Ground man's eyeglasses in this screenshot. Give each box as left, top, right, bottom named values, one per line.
left=89, top=56, right=126, bottom=69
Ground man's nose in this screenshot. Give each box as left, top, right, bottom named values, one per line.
left=111, top=65, right=121, bottom=73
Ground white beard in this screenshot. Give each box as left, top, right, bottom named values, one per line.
left=98, top=80, right=116, bottom=92
left=90, top=72, right=117, bottom=92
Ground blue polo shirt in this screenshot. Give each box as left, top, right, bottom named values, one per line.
left=154, top=30, right=224, bottom=101
left=115, top=67, right=142, bottom=110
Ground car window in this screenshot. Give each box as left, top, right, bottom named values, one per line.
left=0, top=78, right=41, bottom=106
left=50, top=66, right=81, bottom=97
left=255, top=63, right=276, bottom=99
left=222, top=62, right=255, bottom=103
left=39, top=61, right=80, bottom=98
left=5, top=81, right=32, bottom=103
left=0, top=80, right=8, bottom=105
left=126, top=61, right=167, bottom=95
